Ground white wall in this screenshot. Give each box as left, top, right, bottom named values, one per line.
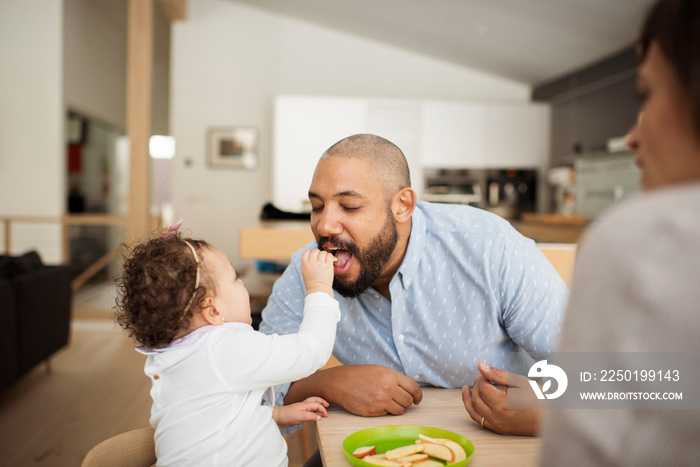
left=0, top=0, right=63, bottom=217
left=63, top=0, right=127, bottom=128
left=0, top=0, right=63, bottom=261
left=171, top=0, right=531, bottom=268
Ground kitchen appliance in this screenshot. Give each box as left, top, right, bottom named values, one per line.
left=574, top=152, right=641, bottom=218
left=422, top=168, right=482, bottom=206
left=484, top=169, right=537, bottom=220
left=547, top=166, right=577, bottom=216
left=422, top=168, right=537, bottom=221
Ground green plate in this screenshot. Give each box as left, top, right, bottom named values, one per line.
left=343, top=425, right=475, bottom=466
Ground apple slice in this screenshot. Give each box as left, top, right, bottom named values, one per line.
left=417, top=433, right=445, bottom=445
left=436, top=438, right=467, bottom=462
left=421, top=441, right=455, bottom=463
left=385, top=443, right=424, bottom=460
left=352, top=445, right=377, bottom=458
left=397, top=453, right=429, bottom=463
left=363, top=454, right=404, bottom=466
left=411, top=460, right=444, bottom=467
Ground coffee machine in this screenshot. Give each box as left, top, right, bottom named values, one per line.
left=484, top=169, right=537, bottom=220
left=422, top=168, right=537, bottom=221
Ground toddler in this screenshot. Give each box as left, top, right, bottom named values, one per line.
left=115, top=222, right=340, bottom=466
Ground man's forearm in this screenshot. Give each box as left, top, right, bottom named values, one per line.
left=285, top=367, right=339, bottom=405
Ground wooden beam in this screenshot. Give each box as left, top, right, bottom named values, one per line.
left=156, top=0, right=187, bottom=22
left=126, top=0, right=153, bottom=244
left=71, top=248, right=120, bottom=292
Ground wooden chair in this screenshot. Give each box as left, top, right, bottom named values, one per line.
left=537, top=243, right=577, bottom=288
left=81, top=427, right=156, bottom=467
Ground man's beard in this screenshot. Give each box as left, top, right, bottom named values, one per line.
left=319, top=209, right=399, bottom=298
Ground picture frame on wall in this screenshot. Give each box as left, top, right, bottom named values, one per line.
left=207, top=127, right=258, bottom=170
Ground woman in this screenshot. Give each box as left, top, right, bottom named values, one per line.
left=540, top=0, right=700, bottom=465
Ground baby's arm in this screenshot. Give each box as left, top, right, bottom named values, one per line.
left=301, top=249, right=335, bottom=297
left=272, top=397, right=330, bottom=428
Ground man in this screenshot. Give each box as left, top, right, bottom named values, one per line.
left=260, top=134, right=567, bottom=436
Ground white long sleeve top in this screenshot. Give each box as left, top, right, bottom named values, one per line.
left=137, top=292, right=340, bottom=466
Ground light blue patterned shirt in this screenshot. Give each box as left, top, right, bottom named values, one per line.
left=260, top=201, right=568, bottom=402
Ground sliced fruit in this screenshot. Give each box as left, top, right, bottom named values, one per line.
left=411, top=460, right=444, bottom=467
left=363, top=454, right=404, bottom=466
left=421, top=441, right=455, bottom=463
left=384, top=443, right=424, bottom=460
left=352, top=445, right=377, bottom=458
left=417, top=433, right=445, bottom=445
left=396, top=453, right=429, bottom=463
left=436, top=438, right=467, bottom=462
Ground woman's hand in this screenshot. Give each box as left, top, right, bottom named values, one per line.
left=462, top=362, right=541, bottom=436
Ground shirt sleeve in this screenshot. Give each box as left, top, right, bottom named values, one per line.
left=498, top=235, right=569, bottom=359
left=214, top=292, right=340, bottom=391
left=257, top=245, right=319, bottom=403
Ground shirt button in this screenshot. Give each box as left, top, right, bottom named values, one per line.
left=374, top=294, right=381, bottom=299
left=406, top=280, right=411, bottom=287
left=414, top=374, right=421, bottom=380
left=153, top=375, right=160, bottom=380
left=398, top=334, right=405, bottom=342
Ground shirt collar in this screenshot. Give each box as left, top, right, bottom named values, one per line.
left=396, top=201, right=427, bottom=290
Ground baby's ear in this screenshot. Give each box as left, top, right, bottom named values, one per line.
left=199, top=297, right=221, bottom=325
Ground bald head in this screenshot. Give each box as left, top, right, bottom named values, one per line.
left=321, top=134, right=411, bottom=201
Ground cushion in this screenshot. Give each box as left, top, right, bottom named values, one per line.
left=0, top=251, right=44, bottom=279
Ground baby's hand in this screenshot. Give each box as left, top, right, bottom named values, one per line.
left=272, top=397, right=330, bottom=428
left=301, top=249, right=335, bottom=297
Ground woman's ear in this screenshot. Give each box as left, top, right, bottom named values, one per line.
left=392, top=187, right=417, bottom=224
left=199, top=297, right=222, bottom=326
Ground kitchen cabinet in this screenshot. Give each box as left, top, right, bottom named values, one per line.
left=273, top=96, right=550, bottom=213
left=273, top=96, right=422, bottom=212
left=273, top=96, right=368, bottom=212
left=419, top=100, right=549, bottom=169
left=483, top=102, right=549, bottom=168
left=419, top=101, right=485, bottom=168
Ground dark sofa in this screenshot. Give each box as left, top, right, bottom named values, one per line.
left=0, top=251, right=72, bottom=391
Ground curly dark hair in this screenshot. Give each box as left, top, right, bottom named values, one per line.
left=115, top=234, right=212, bottom=349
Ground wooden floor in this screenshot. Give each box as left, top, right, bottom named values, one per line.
left=0, top=284, right=315, bottom=466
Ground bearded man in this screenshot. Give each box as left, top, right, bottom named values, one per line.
left=259, top=134, right=568, bottom=439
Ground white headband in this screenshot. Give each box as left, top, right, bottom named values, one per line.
left=180, top=240, right=201, bottom=318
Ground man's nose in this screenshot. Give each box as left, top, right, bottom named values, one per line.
left=316, top=209, right=343, bottom=237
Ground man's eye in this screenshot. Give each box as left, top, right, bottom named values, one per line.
left=342, top=206, right=360, bottom=211
left=310, top=206, right=323, bottom=213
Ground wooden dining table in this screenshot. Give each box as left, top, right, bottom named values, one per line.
left=315, top=387, right=540, bottom=466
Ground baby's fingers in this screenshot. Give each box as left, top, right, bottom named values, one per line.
left=307, top=403, right=328, bottom=417
left=319, top=250, right=337, bottom=264
left=301, top=249, right=312, bottom=262
left=304, top=396, right=330, bottom=407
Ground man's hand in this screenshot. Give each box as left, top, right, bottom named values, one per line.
left=273, top=397, right=330, bottom=429
left=461, top=362, right=541, bottom=436
left=286, top=364, right=423, bottom=416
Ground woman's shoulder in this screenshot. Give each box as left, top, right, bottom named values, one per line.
left=579, top=182, right=700, bottom=256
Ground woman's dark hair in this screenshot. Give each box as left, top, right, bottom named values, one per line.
left=639, top=0, right=700, bottom=137
left=115, top=234, right=211, bottom=349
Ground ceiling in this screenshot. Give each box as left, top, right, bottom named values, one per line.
left=228, top=0, right=656, bottom=86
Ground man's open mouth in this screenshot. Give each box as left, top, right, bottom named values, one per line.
left=324, top=245, right=354, bottom=275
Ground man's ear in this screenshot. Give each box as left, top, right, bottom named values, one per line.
left=199, top=297, right=222, bottom=326
left=392, top=187, right=417, bottom=224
